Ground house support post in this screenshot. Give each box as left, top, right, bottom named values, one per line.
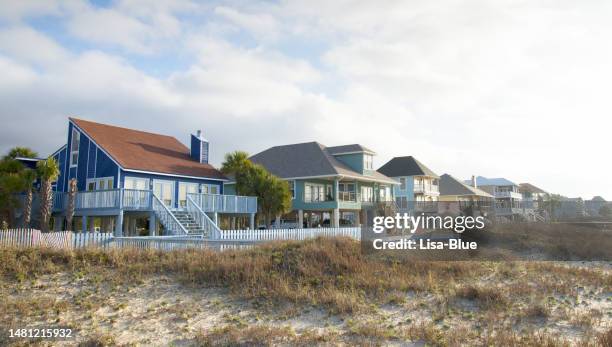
left=332, top=208, right=340, bottom=228
left=275, top=215, right=281, bottom=228
left=115, top=211, right=124, bottom=237
left=130, top=218, right=137, bottom=235
left=54, top=216, right=64, bottom=231
left=249, top=213, right=255, bottom=230
left=149, top=212, right=156, bottom=236
left=356, top=210, right=361, bottom=227
left=298, top=210, right=304, bottom=228
left=213, top=213, right=218, bottom=225
left=81, top=215, right=88, bottom=233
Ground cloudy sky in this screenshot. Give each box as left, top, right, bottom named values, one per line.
left=0, top=0, right=610, bottom=199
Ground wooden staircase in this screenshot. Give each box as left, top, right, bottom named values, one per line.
left=171, top=211, right=210, bottom=237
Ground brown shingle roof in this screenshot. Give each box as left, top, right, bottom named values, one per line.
left=71, top=118, right=226, bottom=180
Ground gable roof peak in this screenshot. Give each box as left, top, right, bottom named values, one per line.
left=69, top=117, right=225, bottom=180
left=377, top=155, right=439, bottom=178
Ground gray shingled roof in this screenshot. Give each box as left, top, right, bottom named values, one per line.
left=326, top=144, right=375, bottom=155
left=519, top=183, right=547, bottom=194
left=249, top=142, right=397, bottom=184
left=464, top=176, right=517, bottom=187
left=377, top=156, right=439, bottom=178
left=439, top=174, right=493, bottom=198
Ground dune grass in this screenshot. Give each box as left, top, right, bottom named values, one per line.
left=0, top=236, right=610, bottom=346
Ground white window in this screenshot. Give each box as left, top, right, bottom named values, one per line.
left=70, top=128, right=80, bottom=167
left=124, top=177, right=149, bottom=190
left=178, top=182, right=199, bottom=207
left=201, top=184, right=219, bottom=195
left=361, top=186, right=373, bottom=202
left=399, top=177, right=406, bottom=190
left=364, top=155, right=373, bottom=170
left=379, top=186, right=391, bottom=201
left=86, top=177, right=114, bottom=191
left=305, top=183, right=326, bottom=202
left=210, top=185, right=219, bottom=194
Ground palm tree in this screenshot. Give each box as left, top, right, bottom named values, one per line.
left=36, top=158, right=59, bottom=233
left=66, top=179, right=77, bottom=231
left=3, top=147, right=38, bottom=160
left=0, top=147, right=37, bottom=226
left=221, top=151, right=250, bottom=175
left=21, top=169, right=37, bottom=228
left=221, top=151, right=252, bottom=195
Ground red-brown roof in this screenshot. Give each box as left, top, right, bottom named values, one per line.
left=70, top=118, right=226, bottom=180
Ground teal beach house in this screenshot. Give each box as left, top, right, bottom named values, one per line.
left=234, top=142, right=397, bottom=228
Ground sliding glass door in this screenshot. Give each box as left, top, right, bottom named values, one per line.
left=153, top=180, right=174, bottom=207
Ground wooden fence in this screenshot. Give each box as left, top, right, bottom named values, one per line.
left=0, top=227, right=362, bottom=251
left=0, top=229, right=113, bottom=249
left=112, top=236, right=253, bottom=252
left=218, top=227, right=362, bottom=241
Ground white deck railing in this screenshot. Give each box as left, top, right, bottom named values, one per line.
left=186, top=195, right=221, bottom=238
left=122, top=189, right=152, bottom=210
left=189, top=193, right=257, bottom=214
left=53, top=189, right=151, bottom=210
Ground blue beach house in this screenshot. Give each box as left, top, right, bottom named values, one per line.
left=48, top=118, right=256, bottom=236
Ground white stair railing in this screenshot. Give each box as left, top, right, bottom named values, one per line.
left=186, top=195, right=221, bottom=239
left=152, top=195, right=188, bottom=235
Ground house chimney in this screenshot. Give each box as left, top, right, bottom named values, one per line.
left=190, top=130, right=209, bottom=164
left=471, top=175, right=477, bottom=188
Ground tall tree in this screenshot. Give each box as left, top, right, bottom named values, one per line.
left=221, top=151, right=254, bottom=196
left=3, top=147, right=38, bottom=160
left=221, top=152, right=292, bottom=228
left=66, top=179, right=77, bottom=231
left=258, top=171, right=292, bottom=227
left=21, top=169, right=37, bottom=228
left=0, top=147, right=37, bottom=227
left=36, top=158, right=60, bottom=233
left=541, top=193, right=562, bottom=221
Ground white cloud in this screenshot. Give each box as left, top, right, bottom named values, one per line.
left=214, top=6, right=280, bottom=41
left=0, top=0, right=610, bottom=199
left=0, top=26, right=70, bottom=66
left=0, top=0, right=63, bottom=22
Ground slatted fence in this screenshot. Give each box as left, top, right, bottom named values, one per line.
left=218, top=227, right=361, bottom=241
left=0, top=229, right=113, bottom=249
left=1, top=227, right=362, bottom=251
left=111, top=236, right=253, bottom=251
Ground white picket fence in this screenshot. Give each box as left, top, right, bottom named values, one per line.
left=219, top=227, right=361, bottom=241
left=0, top=227, right=362, bottom=251
left=112, top=236, right=253, bottom=252
left=0, top=229, right=113, bottom=249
